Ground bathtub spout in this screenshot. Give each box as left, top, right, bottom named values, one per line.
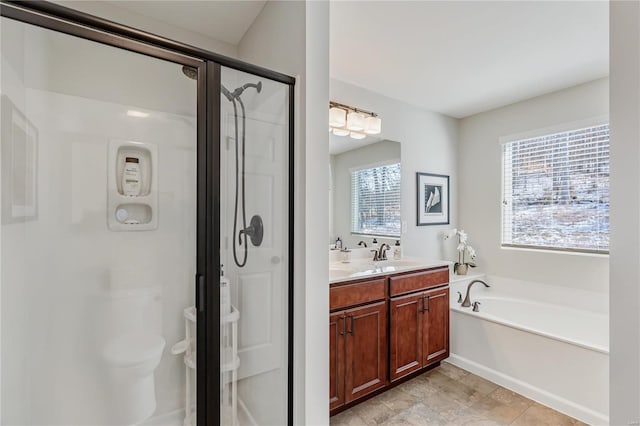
left=461, top=279, right=490, bottom=307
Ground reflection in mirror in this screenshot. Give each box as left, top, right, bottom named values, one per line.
left=329, top=138, right=401, bottom=249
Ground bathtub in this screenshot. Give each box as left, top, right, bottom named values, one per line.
left=449, top=274, right=609, bottom=425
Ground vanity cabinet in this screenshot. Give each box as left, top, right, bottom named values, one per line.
left=330, top=278, right=388, bottom=411
left=423, top=286, right=449, bottom=365
left=329, top=312, right=345, bottom=410
left=389, top=292, right=424, bottom=380
left=389, top=269, right=450, bottom=381
left=344, top=301, right=387, bottom=402
left=329, top=266, right=449, bottom=415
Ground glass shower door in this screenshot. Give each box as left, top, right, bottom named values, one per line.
left=1, top=16, right=200, bottom=425
left=219, top=66, right=290, bottom=425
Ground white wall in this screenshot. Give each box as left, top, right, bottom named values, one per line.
left=330, top=140, right=401, bottom=248
left=609, top=2, right=640, bottom=424
left=239, top=2, right=330, bottom=425
left=331, top=79, right=459, bottom=262
left=55, top=1, right=238, bottom=57
left=458, top=78, right=609, bottom=294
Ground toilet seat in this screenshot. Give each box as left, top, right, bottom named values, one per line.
left=104, top=332, right=165, bottom=366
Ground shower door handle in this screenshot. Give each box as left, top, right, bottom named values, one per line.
left=195, top=274, right=205, bottom=312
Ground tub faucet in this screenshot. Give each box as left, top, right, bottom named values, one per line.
left=358, top=241, right=367, bottom=248
left=461, top=279, right=490, bottom=307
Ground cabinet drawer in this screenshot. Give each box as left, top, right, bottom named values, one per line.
left=330, top=278, right=386, bottom=311
left=389, top=268, right=448, bottom=297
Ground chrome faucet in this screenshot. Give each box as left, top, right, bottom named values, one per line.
left=461, top=279, right=490, bottom=307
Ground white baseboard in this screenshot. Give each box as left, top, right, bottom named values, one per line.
left=447, top=353, right=609, bottom=426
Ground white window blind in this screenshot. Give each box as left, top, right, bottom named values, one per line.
left=502, top=123, right=610, bottom=253
left=351, top=163, right=401, bottom=237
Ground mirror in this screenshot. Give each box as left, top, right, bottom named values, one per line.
left=329, top=137, right=401, bottom=249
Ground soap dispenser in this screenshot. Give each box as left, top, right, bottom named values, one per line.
left=372, top=238, right=379, bottom=250
left=335, top=237, right=342, bottom=250
left=393, top=240, right=402, bottom=259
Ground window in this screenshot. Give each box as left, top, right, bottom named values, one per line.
left=351, top=162, right=401, bottom=237
left=502, top=123, right=610, bottom=253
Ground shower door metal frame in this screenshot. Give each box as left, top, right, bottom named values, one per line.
left=0, top=2, right=296, bottom=425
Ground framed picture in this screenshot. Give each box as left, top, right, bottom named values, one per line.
left=2, top=95, right=38, bottom=224
left=416, top=172, right=449, bottom=226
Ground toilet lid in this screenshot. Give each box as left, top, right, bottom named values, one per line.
left=103, top=332, right=166, bottom=366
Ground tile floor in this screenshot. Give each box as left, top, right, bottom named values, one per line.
left=330, top=362, right=586, bottom=426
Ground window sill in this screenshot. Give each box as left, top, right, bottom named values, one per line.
left=501, top=245, right=609, bottom=258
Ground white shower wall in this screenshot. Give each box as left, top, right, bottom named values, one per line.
left=1, top=88, right=196, bottom=424
left=1, top=18, right=197, bottom=424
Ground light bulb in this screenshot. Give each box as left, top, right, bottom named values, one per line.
left=347, top=112, right=365, bottom=131
left=329, top=107, right=347, bottom=127
left=364, top=116, right=382, bottom=135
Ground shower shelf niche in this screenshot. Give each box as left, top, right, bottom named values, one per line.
left=107, top=140, right=158, bottom=231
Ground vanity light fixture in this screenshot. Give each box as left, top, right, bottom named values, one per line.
left=329, top=101, right=381, bottom=138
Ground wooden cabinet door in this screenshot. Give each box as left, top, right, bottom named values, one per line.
left=345, top=301, right=387, bottom=402
left=389, top=292, right=423, bottom=381
left=422, top=287, right=449, bottom=366
left=329, top=312, right=346, bottom=410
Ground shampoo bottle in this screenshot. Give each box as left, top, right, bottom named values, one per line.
left=220, top=264, right=231, bottom=315
left=122, top=156, right=141, bottom=196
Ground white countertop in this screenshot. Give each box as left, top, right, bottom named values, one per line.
left=329, top=257, right=452, bottom=284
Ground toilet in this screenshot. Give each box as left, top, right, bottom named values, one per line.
left=101, top=285, right=165, bottom=425
left=103, top=332, right=165, bottom=424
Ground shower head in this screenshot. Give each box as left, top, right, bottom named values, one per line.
left=231, top=81, right=262, bottom=99
left=181, top=66, right=197, bottom=80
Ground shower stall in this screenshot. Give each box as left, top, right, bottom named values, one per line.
left=0, top=2, right=294, bottom=425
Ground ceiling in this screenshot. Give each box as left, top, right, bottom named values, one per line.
left=97, top=1, right=608, bottom=121
left=331, top=1, right=609, bottom=118
left=106, top=1, right=266, bottom=45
